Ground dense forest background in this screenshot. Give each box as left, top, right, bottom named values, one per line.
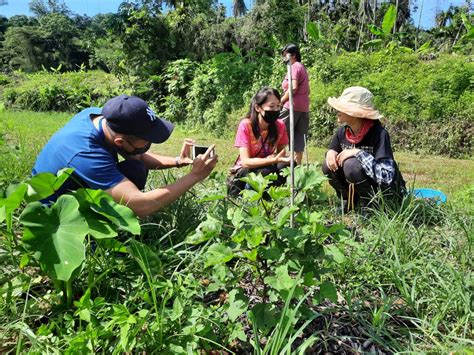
left=0, top=0, right=472, bottom=156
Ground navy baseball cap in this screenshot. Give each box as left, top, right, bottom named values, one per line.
left=101, top=94, right=174, bottom=143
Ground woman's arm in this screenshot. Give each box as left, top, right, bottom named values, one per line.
left=239, top=147, right=289, bottom=168
left=280, top=79, right=299, bottom=105
left=355, top=150, right=396, bottom=186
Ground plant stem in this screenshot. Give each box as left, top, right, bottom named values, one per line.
left=66, top=280, right=73, bottom=306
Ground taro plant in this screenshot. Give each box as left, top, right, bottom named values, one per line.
left=0, top=169, right=140, bottom=306
left=186, top=168, right=348, bottom=343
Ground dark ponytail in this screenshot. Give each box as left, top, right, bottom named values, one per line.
left=281, top=43, right=301, bottom=62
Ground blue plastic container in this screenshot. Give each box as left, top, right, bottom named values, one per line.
left=412, top=188, right=447, bottom=204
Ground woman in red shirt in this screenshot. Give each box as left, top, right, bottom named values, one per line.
left=228, top=87, right=290, bottom=196
left=280, top=44, right=310, bottom=165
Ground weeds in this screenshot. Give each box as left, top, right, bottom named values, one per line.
left=0, top=113, right=472, bottom=352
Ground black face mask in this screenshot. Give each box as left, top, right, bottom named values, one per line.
left=118, top=140, right=151, bottom=156
left=262, top=110, right=280, bottom=124
left=130, top=142, right=152, bottom=155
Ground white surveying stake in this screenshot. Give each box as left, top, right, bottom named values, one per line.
left=284, top=53, right=296, bottom=227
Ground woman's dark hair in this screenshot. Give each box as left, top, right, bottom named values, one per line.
left=245, top=86, right=281, bottom=148
left=281, top=43, right=301, bottom=62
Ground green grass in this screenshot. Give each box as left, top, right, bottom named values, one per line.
left=1, top=109, right=472, bottom=353
left=1, top=109, right=472, bottom=209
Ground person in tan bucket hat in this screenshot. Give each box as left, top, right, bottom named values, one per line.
left=322, top=86, right=405, bottom=213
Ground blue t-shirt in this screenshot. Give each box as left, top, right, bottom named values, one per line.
left=32, top=108, right=125, bottom=199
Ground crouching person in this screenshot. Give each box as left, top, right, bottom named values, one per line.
left=322, top=87, right=405, bottom=212
left=32, top=94, right=218, bottom=217
left=227, top=87, right=290, bottom=197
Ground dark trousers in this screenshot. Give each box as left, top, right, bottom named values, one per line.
left=117, top=159, right=149, bottom=190
left=322, top=157, right=377, bottom=207
left=227, top=163, right=289, bottom=197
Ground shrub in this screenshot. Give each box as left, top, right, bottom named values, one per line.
left=183, top=53, right=266, bottom=130
left=3, top=70, right=128, bottom=112
left=309, top=52, right=473, bottom=157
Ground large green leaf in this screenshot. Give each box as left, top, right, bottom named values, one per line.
left=231, top=43, right=242, bottom=56
left=227, top=288, right=248, bottom=322
left=73, top=189, right=118, bottom=239
left=363, top=39, right=384, bottom=48
left=275, top=206, right=299, bottom=228
left=249, top=303, right=277, bottom=334
left=294, top=168, right=327, bottom=192
left=74, top=189, right=140, bottom=235
left=0, top=183, right=27, bottom=226
left=382, top=4, right=397, bottom=36
left=185, top=214, right=222, bottom=245
left=367, top=24, right=384, bottom=37
left=306, top=22, right=320, bottom=41
left=462, top=27, right=474, bottom=40
left=324, top=245, right=346, bottom=264
left=318, top=281, right=338, bottom=303
left=205, top=243, right=234, bottom=267
left=20, top=195, right=89, bottom=282
left=264, top=264, right=296, bottom=291
left=244, top=226, right=265, bottom=248
left=25, top=168, right=74, bottom=202
left=461, top=13, right=472, bottom=31
left=228, top=207, right=245, bottom=229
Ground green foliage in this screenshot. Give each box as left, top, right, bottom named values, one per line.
left=3, top=70, right=128, bottom=111
left=186, top=169, right=346, bottom=342
left=336, top=198, right=473, bottom=351
left=309, top=51, right=473, bottom=157
left=0, top=154, right=472, bottom=352
left=21, top=195, right=89, bottom=282
left=1, top=171, right=140, bottom=305
left=184, top=52, right=264, bottom=130
left=1, top=13, right=88, bottom=72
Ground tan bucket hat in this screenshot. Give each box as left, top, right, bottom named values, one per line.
left=327, top=86, right=383, bottom=120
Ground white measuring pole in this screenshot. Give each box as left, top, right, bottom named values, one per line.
left=286, top=54, right=295, bottom=227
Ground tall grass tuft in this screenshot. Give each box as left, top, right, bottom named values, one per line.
left=336, top=196, right=473, bottom=352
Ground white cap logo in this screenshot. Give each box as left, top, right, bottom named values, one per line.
left=146, top=107, right=157, bottom=122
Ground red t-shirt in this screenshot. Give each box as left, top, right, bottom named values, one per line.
left=282, top=61, right=310, bottom=112
left=233, top=118, right=289, bottom=169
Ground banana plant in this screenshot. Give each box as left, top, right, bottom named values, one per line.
left=453, top=13, right=474, bottom=52
left=364, top=4, right=412, bottom=53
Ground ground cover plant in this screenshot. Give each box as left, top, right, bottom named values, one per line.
left=0, top=109, right=472, bottom=353
left=0, top=1, right=472, bottom=351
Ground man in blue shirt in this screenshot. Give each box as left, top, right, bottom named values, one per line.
left=32, top=94, right=218, bottom=217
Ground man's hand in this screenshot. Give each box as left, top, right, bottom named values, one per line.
left=190, top=144, right=218, bottom=181
left=325, top=150, right=339, bottom=171
left=336, top=148, right=361, bottom=166
left=178, top=138, right=195, bottom=165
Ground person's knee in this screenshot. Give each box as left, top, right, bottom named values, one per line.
left=342, top=158, right=367, bottom=183
left=117, top=159, right=149, bottom=190
left=322, top=160, right=331, bottom=176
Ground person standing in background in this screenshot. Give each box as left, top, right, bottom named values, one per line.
left=279, top=43, right=310, bottom=165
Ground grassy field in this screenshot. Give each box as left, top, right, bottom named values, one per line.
left=1, top=109, right=472, bottom=353
left=1, top=109, right=472, bottom=208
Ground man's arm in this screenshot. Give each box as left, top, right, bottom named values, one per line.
left=140, top=138, right=195, bottom=169
left=106, top=146, right=217, bottom=217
